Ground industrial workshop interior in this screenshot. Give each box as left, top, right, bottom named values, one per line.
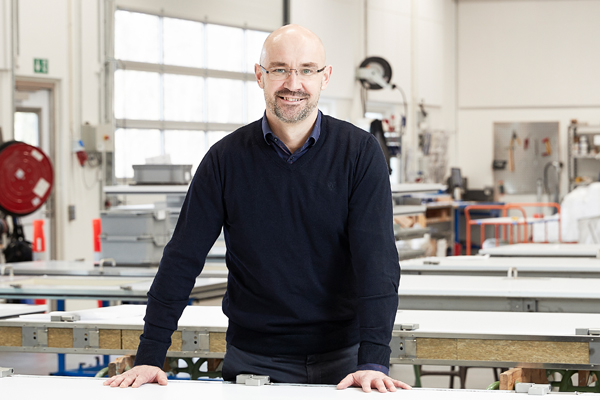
left=1, top=0, right=600, bottom=398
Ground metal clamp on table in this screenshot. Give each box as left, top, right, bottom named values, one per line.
left=236, top=374, right=270, bottom=386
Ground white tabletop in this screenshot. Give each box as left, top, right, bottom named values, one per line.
left=0, top=304, right=47, bottom=319
left=400, top=274, right=598, bottom=299
left=472, top=215, right=558, bottom=225
left=0, top=260, right=228, bottom=278
left=398, top=274, right=600, bottom=313
left=391, top=183, right=446, bottom=194
left=0, top=276, right=226, bottom=301
left=401, top=255, right=600, bottom=277
left=10, top=304, right=228, bottom=330
left=0, top=375, right=596, bottom=399
left=395, top=309, right=600, bottom=337
left=479, top=243, right=600, bottom=257
left=103, top=185, right=189, bottom=195
left=8, top=305, right=599, bottom=339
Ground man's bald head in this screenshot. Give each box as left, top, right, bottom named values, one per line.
left=259, top=24, right=326, bottom=66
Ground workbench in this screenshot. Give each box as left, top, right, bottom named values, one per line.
left=398, top=275, right=600, bottom=313
left=0, top=275, right=227, bottom=302
left=0, top=260, right=228, bottom=279
left=401, top=255, right=600, bottom=278
left=0, top=304, right=47, bottom=319
left=479, top=243, right=600, bottom=257
left=1, top=375, right=596, bottom=399
left=2, top=305, right=600, bottom=373
left=6, top=263, right=599, bottom=314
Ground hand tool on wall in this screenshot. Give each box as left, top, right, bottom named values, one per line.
left=542, top=137, right=551, bottom=156
left=508, top=131, right=521, bottom=172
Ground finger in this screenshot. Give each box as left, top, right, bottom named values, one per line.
left=360, top=377, right=372, bottom=393
left=384, top=378, right=397, bottom=392
left=109, top=375, right=125, bottom=387
left=103, top=377, right=115, bottom=386
left=375, top=378, right=387, bottom=393
left=396, top=379, right=412, bottom=390
left=336, top=374, right=355, bottom=390
left=131, top=374, right=148, bottom=388
left=156, top=371, right=168, bottom=386
left=119, top=375, right=136, bottom=388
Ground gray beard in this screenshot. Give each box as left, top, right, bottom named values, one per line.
left=266, top=92, right=320, bottom=124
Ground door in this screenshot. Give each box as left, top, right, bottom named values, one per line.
left=13, top=88, right=55, bottom=260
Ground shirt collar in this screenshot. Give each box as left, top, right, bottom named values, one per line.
left=262, top=110, right=322, bottom=146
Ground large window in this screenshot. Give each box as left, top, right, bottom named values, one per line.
left=113, top=10, right=269, bottom=179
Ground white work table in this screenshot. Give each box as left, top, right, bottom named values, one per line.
left=0, top=275, right=226, bottom=302
left=479, top=243, right=600, bottom=258
left=399, top=274, right=600, bottom=313
left=0, top=260, right=228, bottom=279
left=2, top=305, right=600, bottom=371
left=0, top=304, right=47, bottom=319
left=1, top=375, right=596, bottom=400
left=391, top=183, right=445, bottom=194
left=401, top=255, right=600, bottom=278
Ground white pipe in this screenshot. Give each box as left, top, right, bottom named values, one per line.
left=409, top=0, right=419, bottom=182
left=10, top=0, right=17, bottom=137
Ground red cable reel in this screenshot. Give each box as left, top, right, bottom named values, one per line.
left=0, top=141, right=54, bottom=216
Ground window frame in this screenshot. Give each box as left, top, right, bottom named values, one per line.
left=108, top=6, right=270, bottom=180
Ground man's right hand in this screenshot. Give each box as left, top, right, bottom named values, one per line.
left=103, top=365, right=168, bottom=388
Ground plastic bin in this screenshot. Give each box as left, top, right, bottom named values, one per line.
left=133, top=164, right=192, bottom=185
left=101, top=209, right=169, bottom=237
left=100, top=234, right=169, bottom=265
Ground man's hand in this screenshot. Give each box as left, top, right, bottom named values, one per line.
left=103, top=365, right=168, bottom=388
left=337, top=370, right=412, bottom=393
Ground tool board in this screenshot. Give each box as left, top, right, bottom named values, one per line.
left=493, top=122, right=559, bottom=194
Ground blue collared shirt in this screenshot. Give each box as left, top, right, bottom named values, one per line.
left=262, top=111, right=322, bottom=164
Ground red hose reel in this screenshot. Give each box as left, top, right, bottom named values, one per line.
left=0, top=141, right=54, bottom=216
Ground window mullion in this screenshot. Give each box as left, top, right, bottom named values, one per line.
left=158, top=15, right=165, bottom=155
left=242, top=29, right=248, bottom=124
left=203, top=20, right=209, bottom=151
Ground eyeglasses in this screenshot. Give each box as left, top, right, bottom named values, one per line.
left=260, top=64, right=326, bottom=80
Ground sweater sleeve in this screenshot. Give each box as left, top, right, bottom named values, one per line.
left=134, top=149, right=225, bottom=367
left=347, top=135, right=400, bottom=369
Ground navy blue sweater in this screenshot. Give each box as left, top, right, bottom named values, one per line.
left=135, top=115, right=400, bottom=370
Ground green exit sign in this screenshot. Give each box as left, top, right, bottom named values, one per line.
left=34, top=58, right=48, bottom=74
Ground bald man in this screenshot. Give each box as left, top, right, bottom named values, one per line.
left=105, top=24, right=409, bottom=393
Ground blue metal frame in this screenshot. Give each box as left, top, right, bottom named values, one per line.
left=454, top=202, right=503, bottom=254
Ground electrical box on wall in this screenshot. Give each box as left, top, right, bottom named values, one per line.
left=81, top=123, right=114, bottom=152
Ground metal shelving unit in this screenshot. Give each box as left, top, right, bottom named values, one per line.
left=568, top=123, right=600, bottom=191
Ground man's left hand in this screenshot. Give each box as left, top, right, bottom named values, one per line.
left=337, top=370, right=412, bottom=393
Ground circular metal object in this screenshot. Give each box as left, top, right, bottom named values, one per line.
left=0, top=141, right=54, bottom=216
left=358, top=56, right=393, bottom=90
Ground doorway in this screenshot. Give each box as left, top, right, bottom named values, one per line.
left=13, top=81, right=57, bottom=260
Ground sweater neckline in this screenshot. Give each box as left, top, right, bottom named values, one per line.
left=256, top=116, right=328, bottom=171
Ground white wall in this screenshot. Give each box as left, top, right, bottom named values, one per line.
left=456, top=0, right=600, bottom=196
